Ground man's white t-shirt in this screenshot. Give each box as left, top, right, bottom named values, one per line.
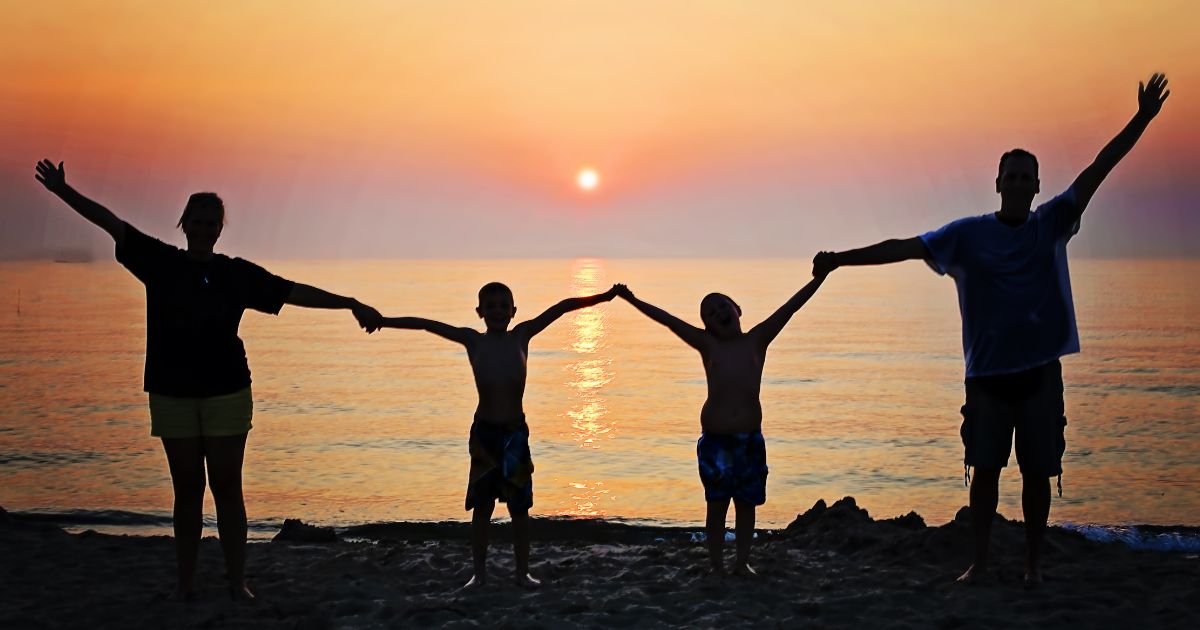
left=919, top=188, right=1081, bottom=378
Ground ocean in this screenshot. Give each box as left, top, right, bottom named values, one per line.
left=1, top=258, right=1197, bottom=541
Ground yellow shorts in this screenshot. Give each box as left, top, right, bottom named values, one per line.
left=148, top=387, right=253, bottom=438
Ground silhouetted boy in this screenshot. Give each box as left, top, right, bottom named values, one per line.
left=614, top=271, right=826, bottom=577
left=374, top=281, right=618, bottom=588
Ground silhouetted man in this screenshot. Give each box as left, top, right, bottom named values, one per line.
left=813, top=74, right=1170, bottom=586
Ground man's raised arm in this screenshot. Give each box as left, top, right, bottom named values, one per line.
left=1070, top=73, right=1170, bottom=219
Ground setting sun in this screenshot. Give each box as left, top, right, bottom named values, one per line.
left=577, top=168, right=599, bottom=191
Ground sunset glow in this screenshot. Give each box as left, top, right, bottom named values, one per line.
left=2, top=1, right=1197, bottom=259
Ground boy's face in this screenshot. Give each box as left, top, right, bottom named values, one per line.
left=476, top=292, right=516, bottom=329
left=700, top=294, right=742, bottom=336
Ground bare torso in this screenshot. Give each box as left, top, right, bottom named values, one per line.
left=466, top=330, right=529, bottom=426
left=699, top=333, right=765, bottom=434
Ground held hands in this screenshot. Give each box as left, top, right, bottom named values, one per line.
left=34, top=160, right=67, bottom=194
left=1138, top=73, right=1170, bottom=120
left=352, top=301, right=383, bottom=333
left=612, top=283, right=634, bottom=301
left=603, top=284, right=624, bottom=301
left=812, top=251, right=838, bottom=278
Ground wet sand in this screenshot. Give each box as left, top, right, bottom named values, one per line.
left=2, top=498, right=1196, bottom=629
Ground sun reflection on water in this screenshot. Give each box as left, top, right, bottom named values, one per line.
left=562, top=259, right=616, bottom=517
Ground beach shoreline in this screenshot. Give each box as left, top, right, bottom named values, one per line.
left=3, top=498, right=1197, bottom=629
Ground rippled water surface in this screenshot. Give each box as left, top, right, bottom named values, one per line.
left=1, top=258, right=1197, bottom=529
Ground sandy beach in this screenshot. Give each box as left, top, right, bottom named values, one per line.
left=2, top=498, right=1196, bottom=629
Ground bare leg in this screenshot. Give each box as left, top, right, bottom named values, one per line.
left=732, top=500, right=757, bottom=576
left=705, top=499, right=731, bottom=576
left=463, top=500, right=494, bottom=589
left=204, top=433, right=253, bottom=601
left=509, top=506, right=540, bottom=588
left=958, top=466, right=1001, bottom=583
left=161, top=438, right=206, bottom=600
left=1022, top=475, right=1051, bottom=586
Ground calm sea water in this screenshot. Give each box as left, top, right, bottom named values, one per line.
left=1, top=259, right=1197, bottom=532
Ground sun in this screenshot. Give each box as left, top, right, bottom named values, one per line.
left=576, top=168, right=599, bottom=191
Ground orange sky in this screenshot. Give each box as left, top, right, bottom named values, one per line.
left=2, top=1, right=1198, bottom=258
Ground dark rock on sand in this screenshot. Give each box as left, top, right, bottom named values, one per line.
left=274, top=519, right=338, bottom=543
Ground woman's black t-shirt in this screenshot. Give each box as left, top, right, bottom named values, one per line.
left=115, top=222, right=295, bottom=398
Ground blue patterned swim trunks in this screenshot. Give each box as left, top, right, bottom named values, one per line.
left=465, top=416, right=534, bottom=511
left=696, top=431, right=768, bottom=505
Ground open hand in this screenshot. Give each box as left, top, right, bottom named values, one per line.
left=812, top=251, right=838, bottom=278
left=35, top=159, right=67, bottom=194
left=1138, top=73, right=1170, bottom=120
left=352, top=301, right=383, bottom=333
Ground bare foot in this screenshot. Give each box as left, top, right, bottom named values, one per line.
left=460, top=574, right=487, bottom=591
left=514, top=573, right=542, bottom=589
left=733, top=563, right=759, bottom=578
left=956, top=564, right=989, bottom=584
left=229, top=581, right=256, bottom=602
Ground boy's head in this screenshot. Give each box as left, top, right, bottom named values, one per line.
left=995, top=148, right=1040, bottom=202
left=477, top=282, right=516, bottom=329
left=700, top=292, right=742, bottom=336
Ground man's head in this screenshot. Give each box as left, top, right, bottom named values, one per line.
left=995, top=148, right=1040, bottom=202
left=477, top=282, right=516, bottom=329
left=177, top=192, right=225, bottom=251
left=700, top=292, right=742, bottom=336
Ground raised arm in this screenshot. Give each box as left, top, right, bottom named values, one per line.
left=749, top=273, right=827, bottom=350
left=378, top=316, right=476, bottom=346
left=285, top=284, right=382, bottom=332
left=34, top=160, right=125, bottom=245
left=814, top=237, right=930, bottom=276
left=516, top=285, right=618, bottom=339
left=1069, top=73, right=1170, bottom=219
left=616, top=285, right=709, bottom=351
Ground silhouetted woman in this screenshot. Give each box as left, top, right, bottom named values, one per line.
left=34, top=159, right=381, bottom=600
